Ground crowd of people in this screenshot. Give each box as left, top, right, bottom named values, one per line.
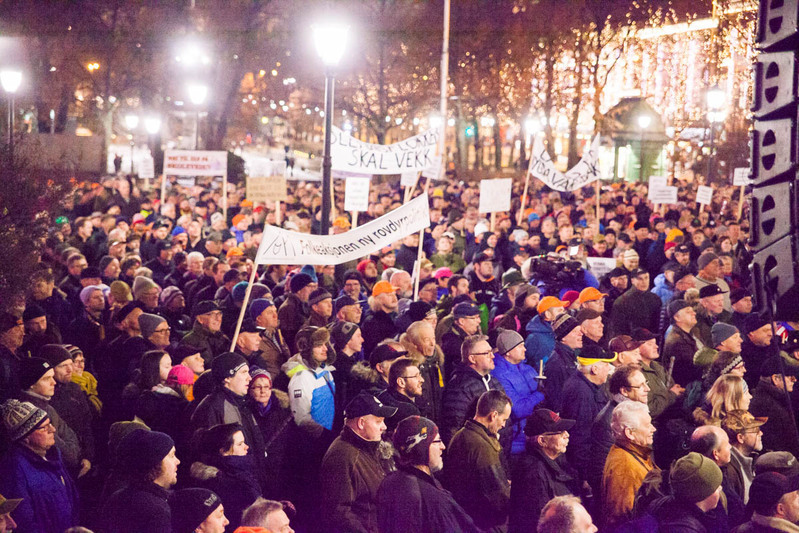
left=0, top=171, right=797, bottom=533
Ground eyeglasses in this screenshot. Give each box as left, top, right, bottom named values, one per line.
left=432, top=438, right=444, bottom=445
left=470, top=351, right=493, bottom=358
left=401, top=373, right=422, bottom=380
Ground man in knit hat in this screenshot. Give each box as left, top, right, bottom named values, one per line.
left=690, top=425, right=745, bottom=527
left=278, top=272, right=314, bottom=354
left=64, top=284, right=106, bottom=367
left=741, top=313, right=780, bottom=390
left=159, top=286, right=191, bottom=342
left=170, top=488, right=228, bottom=533
left=651, top=452, right=725, bottom=530
left=0, top=399, right=78, bottom=533
left=693, top=322, right=743, bottom=377
left=318, top=391, right=397, bottom=532
left=377, top=416, right=480, bottom=533
left=738, top=472, right=799, bottom=531
left=191, top=352, right=269, bottom=492
left=16, top=357, right=84, bottom=473
left=20, top=303, right=61, bottom=357
left=330, top=321, right=363, bottom=420
left=491, top=329, right=544, bottom=456
left=182, top=301, right=231, bottom=366
left=305, top=288, right=333, bottom=328
left=543, top=313, right=583, bottom=413
left=132, top=275, right=161, bottom=312
left=100, top=428, right=180, bottom=532
left=250, top=298, right=290, bottom=383
left=749, top=357, right=799, bottom=458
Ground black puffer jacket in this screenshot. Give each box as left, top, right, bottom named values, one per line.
left=440, top=364, right=505, bottom=444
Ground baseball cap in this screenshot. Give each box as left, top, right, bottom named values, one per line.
left=344, top=391, right=398, bottom=419
left=578, top=287, right=607, bottom=304
left=372, top=280, right=397, bottom=298
left=667, top=299, right=692, bottom=318
left=608, top=335, right=643, bottom=354
left=193, top=300, right=220, bottom=317
left=675, top=244, right=691, bottom=254
left=631, top=328, right=657, bottom=342
left=537, top=296, right=568, bottom=315
left=524, top=409, right=575, bottom=436
left=453, top=302, right=480, bottom=318
left=334, top=295, right=360, bottom=315
left=699, top=284, right=727, bottom=299
left=576, top=344, right=617, bottom=366
left=434, top=267, right=454, bottom=280
left=755, top=451, right=799, bottom=478
left=561, top=290, right=580, bottom=308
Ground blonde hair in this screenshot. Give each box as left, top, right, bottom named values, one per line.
left=707, top=374, right=747, bottom=420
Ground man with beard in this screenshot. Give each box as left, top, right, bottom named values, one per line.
left=361, top=281, right=399, bottom=358
left=377, top=416, right=480, bottom=533
left=378, top=358, right=424, bottom=433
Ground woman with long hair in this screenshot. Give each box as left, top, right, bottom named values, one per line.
left=694, top=373, right=751, bottom=425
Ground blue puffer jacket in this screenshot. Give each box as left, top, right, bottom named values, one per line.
left=284, top=354, right=336, bottom=434
left=524, top=315, right=555, bottom=367
left=0, top=443, right=78, bottom=533
left=491, top=354, right=545, bottom=454
left=652, top=273, right=674, bottom=306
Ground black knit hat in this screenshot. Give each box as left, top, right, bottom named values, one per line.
left=330, top=321, right=359, bottom=350
left=393, top=416, right=439, bottom=466
left=169, top=488, right=222, bottom=533
left=19, top=358, right=52, bottom=390
left=116, top=428, right=175, bottom=476
left=22, top=304, right=46, bottom=322
left=36, top=344, right=72, bottom=367
left=308, top=288, right=333, bottom=306
left=289, top=273, right=314, bottom=293
left=211, top=352, right=248, bottom=383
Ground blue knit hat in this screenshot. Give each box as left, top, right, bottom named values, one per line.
left=249, top=298, right=274, bottom=321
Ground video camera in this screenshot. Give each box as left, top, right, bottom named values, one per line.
left=528, top=253, right=585, bottom=297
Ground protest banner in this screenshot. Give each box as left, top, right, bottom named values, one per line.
left=344, top=176, right=370, bottom=212
left=247, top=175, right=288, bottom=204
left=164, top=149, right=229, bottom=219
left=255, top=192, right=430, bottom=265
left=479, top=178, right=512, bottom=214
left=529, top=135, right=601, bottom=191
left=331, top=126, right=441, bottom=175
left=697, top=185, right=714, bottom=206
left=586, top=257, right=617, bottom=280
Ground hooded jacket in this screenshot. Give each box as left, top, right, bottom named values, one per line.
left=283, top=353, right=336, bottom=435
left=652, top=273, right=675, bottom=305
left=440, top=364, right=505, bottom=445
left=524, top=314, right=555, bottom=368
left=492, top=353, right=545, bottom=455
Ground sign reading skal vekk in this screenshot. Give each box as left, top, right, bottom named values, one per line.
left=164, top=150, right=228, bottom=177
left=479, top=178, right=512, bottom=213
left=331, top=127, right=441, bottom=175
left=247, top=175, right=287, bottom=203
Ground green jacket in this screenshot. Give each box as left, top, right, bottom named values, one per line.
left=181, top=322, right=231, bottom=366
left=431, top=253, right=466, bottom=274
left=641, top=360, right=677, bottom=420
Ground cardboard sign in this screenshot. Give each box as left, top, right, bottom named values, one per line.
left=138, top=156, right=155, bottom=180
left=255, top=192, right=430, bottom=265
left=400, top=171, right=418, bottom=187
left=479, top=178, right=512, bottom=214
left=529, top=135, right=601, bottom=191
left=733, top=167, right=751, bottom=186
left=247, top=175, right=287, bottom=203
left=648, top=186, right=678, bottom=204
left=421, top=156, right=443, bottom=180
left=164, top=150, right=227, bottom=177
left=648, top=176, right=667, bottom=190
left=697, top=185, right=714, bottom=205
left=331, top=127, right=441, bottom=175
left=344, top=177, right=371, bottom=212
left=586, top=257, right=617, bottom=280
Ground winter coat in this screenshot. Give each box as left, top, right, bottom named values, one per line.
left=0, top=344, right=21, bottom=402
left=18, top=391, right=82, bottom=473
left=190, top=455, right=262, bottom=533
left=509, top=445, right=576, bottom=533
left=348, top=361, right=389, bottom=402
left=610, top=287, right=663, bottom=337
left=283, top=354, right=336, bottom=434
left=248, top=391, right=293, bottom=499
left=440, top=364, right=505, bottom=445
left=361, top=309, right=398, bottom=359
left=587, top=398, right=620, bottom=495
left=542, top=342, right=579, bottom=413
left=734, top=513, right=799, bottom=533
left=319, top=426, right=391, bottom=533
left=0, top=444, right=78, bottom=533
left=440, top=323, right=469, bottom=382
left=649, top=495, right=728, bottom=533
left=524, top=314, right=555, bottom=368
left=100, top=482, right=172, bottom=533
left=430, top=252, right=467, bottom=274
left=602, top=441, right=659, bottom=531
left=181, top=321, right=231, bottom=367
left=50, top=380, right=97, bottom=462
left=664, top=326, right=701, bottom=387
left=255, top=329, right=291, bottom=387
left=561, top=372, right=609, bottom=482
left=376, top=388, right=421, bottom=433
left=652, top=273, right=675, bottom=305
left=641, top=361, right=678, bottom=420
left=135, top=386, right=191, bottom=449
left=742, top=338, right=779, bottom=391
left=491, top=353, right=545, bottom=455
left=65, top=310, right=106, bottom=366
left=377, top=465, right=481, bottom=533
left=749, top=379, right=799, bottom=458
left=442, top=419, right=510, bottom=530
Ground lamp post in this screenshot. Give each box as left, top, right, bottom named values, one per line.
left=637, top=114, right=651, bottom=182
left=124, top=114, right=139, bottom=175
left=313, top=21, right=349, bottom=236
left=1, top=70, right=22, bottom=153
left=706, top=85, right=725, bottom=183
left=187, top=83, right=208, bottom=149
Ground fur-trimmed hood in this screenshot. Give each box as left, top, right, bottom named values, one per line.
left=350, top=360, right=382, bottom=385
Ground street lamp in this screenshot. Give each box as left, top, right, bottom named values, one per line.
left=1, top=69, right=22, bottom=150
left=637, top=114, right=651, bottom=181
left=144, top=116, right=161, bottom=135
left=187, top=83, right=208, bottom=149
left=706, top=85, right=725, bottom=183
left=125, top=114, right=139, bottom=175
left=312, top=21, right=349, bottom=236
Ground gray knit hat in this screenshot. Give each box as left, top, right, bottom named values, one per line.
left=139, top=313, right=167, bottom=340
left=496, top=330, right=524, bottom=356
left=132, top=275, right=159, bottom=299
left=711, top=322, right=739, bottom=349
left=0, top=399, right=49, bottom=441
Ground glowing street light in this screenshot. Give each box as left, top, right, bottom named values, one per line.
left=124, top=114, right=139, bottom=130
left=144, top=116, right=161, bottom=135
left=312, top=20, right=350, bottom=236
left=187, top=83, right=208, bottom=149
left=1, top=69, right=22, bottom=149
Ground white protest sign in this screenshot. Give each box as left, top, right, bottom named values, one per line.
left=733, top=167, right=751, bottom=186
left=649, top=186, right=678, bottom=204
left=138, top=156, right=155, bottom=180
left=648, top=176, right=667, bottom=190
left=247, top=175, right=287, bottom=203
left=421, top=156, right=443, bottom=180
left=164, top=150, right=228, bottom=177
left=255, top=192, right=430, bottom=265
left=331, top=127, right=441, bottom=175
left=400, top=171, right=418, bottom=187
left=344, top=177, right=371, bottom=212
left=479, top=178, right=512, bottom=214
left=697, top=185, right=714, bottom=205
left=586, top=257, right=617, bottom=280
left=529, top=135, right=601, bottom=191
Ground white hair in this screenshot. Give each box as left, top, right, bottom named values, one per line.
left=610, top=401, right=649, bottom=440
